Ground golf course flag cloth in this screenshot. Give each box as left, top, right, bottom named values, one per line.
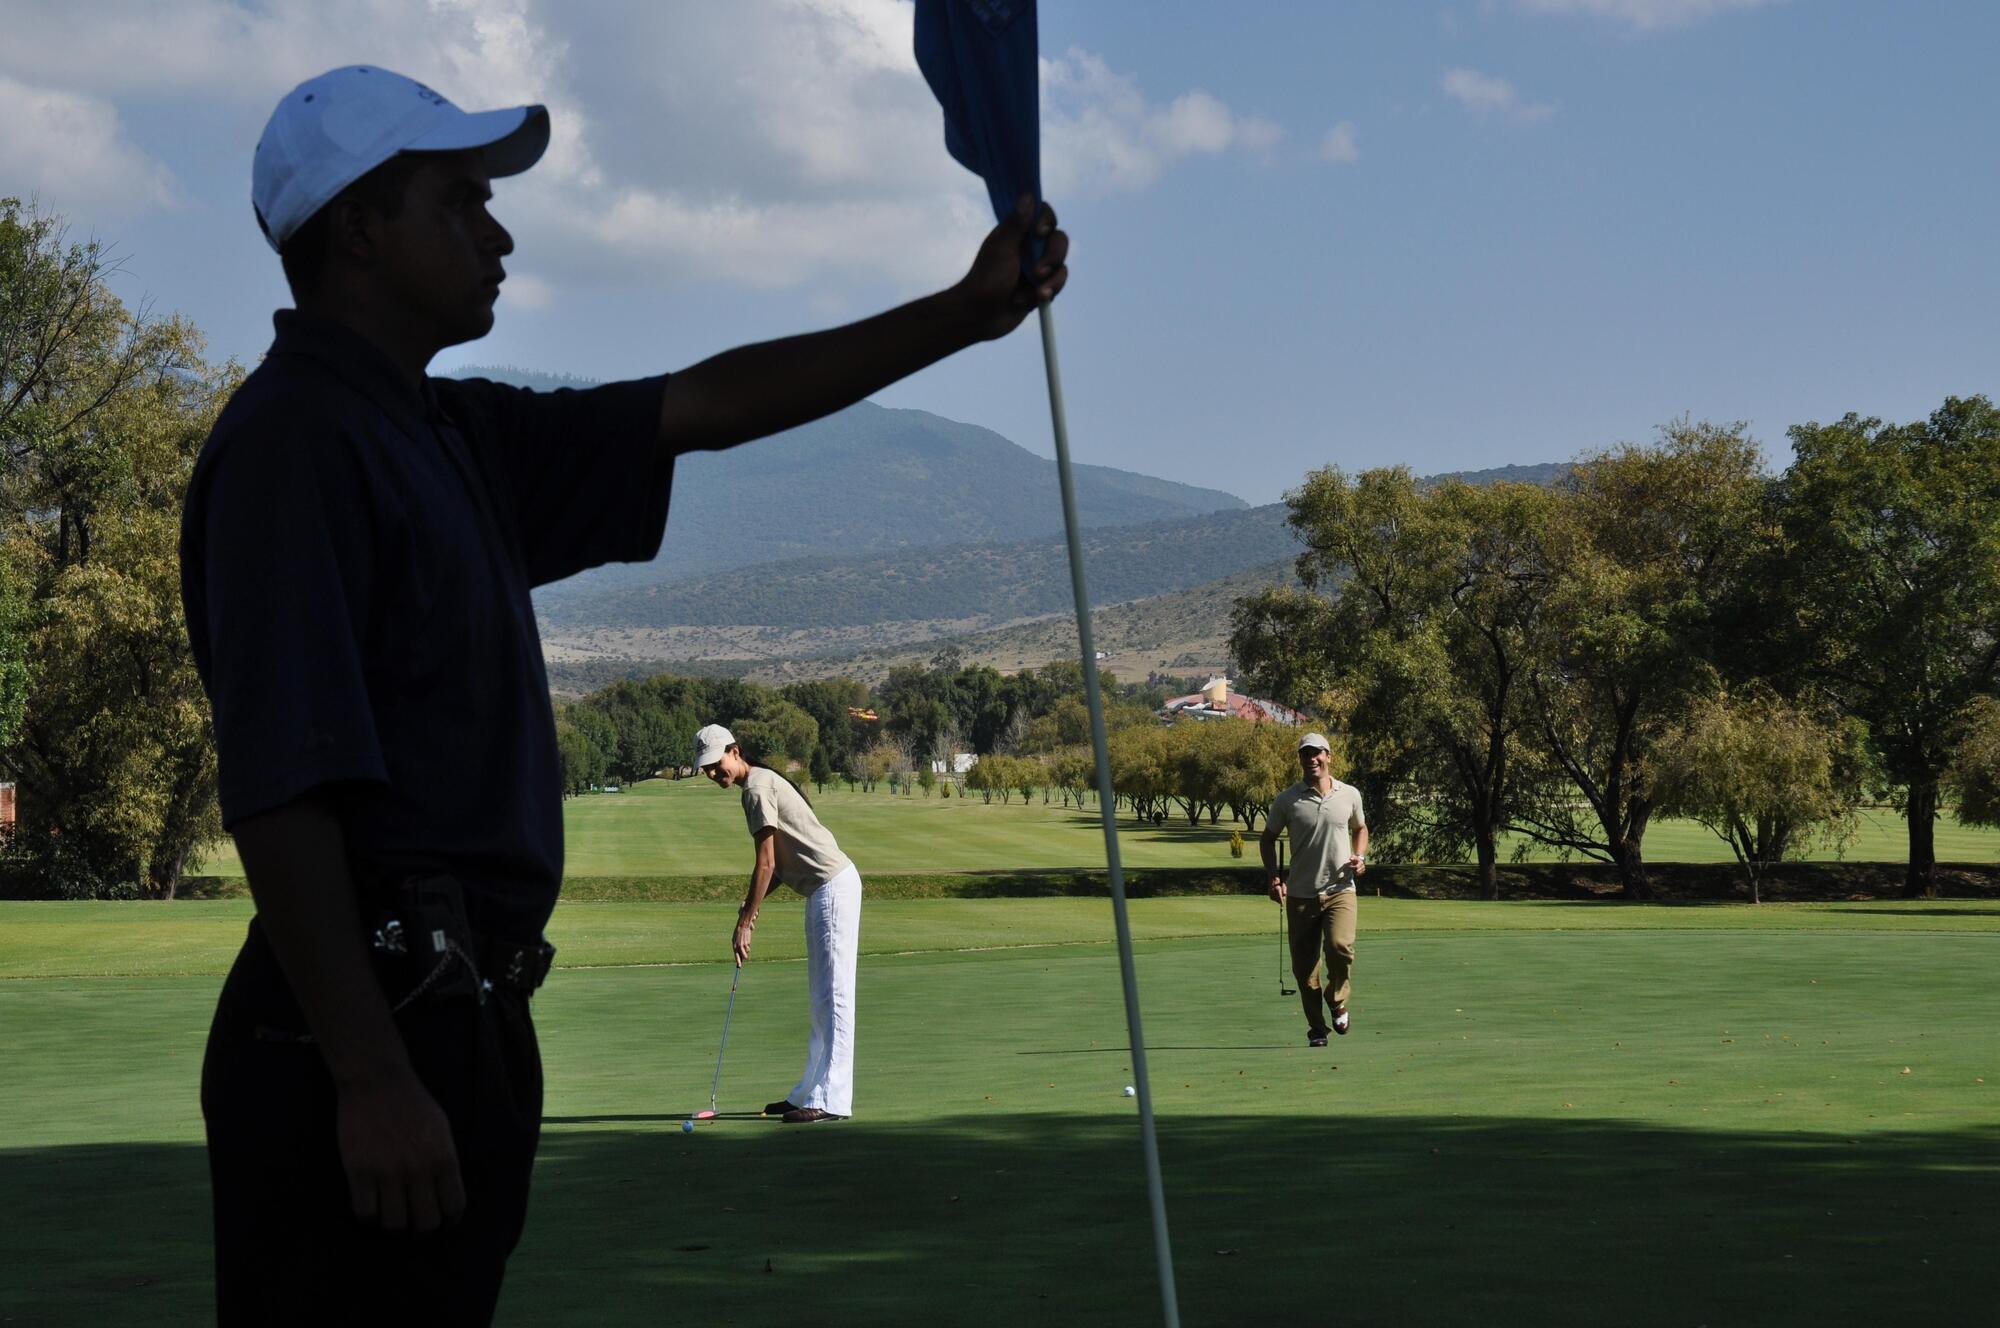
left=913, top=0, right=1041, bottom=233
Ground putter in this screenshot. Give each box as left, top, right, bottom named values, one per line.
left=1277, top=905, right=1295, bottom=997
left=694, top=962, right=743, bottom=1120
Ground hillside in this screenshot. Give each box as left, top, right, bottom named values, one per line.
left=536, top=503, right=1295, bottom=630
left=541, top=558, right=1299, bottom=694
left=748, top=558, right=1302, bottom=687
left=454, top=368, right=1248, bottom=585
left=1435, top=461, right=1569, bottom=488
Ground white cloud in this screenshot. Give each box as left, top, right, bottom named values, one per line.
left=0, top=0, right=1284, bottom=292
left=1041, top=48, right=1283, bottom=195
left=1513, top=0, right=1788, bottom=31
left=1318, top=121, right=1360, bottom=165
left=496, top=270, right=555, bottom=311
left=0, top=75, right=180, bottom=210
left=1441, top=68, right=1555, bottom=124
left=540, top=188, right=986, bottom=290
left=0, top=0, right=563, bottom=104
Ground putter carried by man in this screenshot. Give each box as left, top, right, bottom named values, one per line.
left=181, top=64, right=1066, bottom=1325
left=1261, top=733, right=1368, bottom=1047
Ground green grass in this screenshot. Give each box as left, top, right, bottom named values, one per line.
left=3, top=897, right=1996, bottom=1323
left=190, top=777, right=2000, bottom=877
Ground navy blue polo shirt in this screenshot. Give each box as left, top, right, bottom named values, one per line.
left=181, top=311, right=673, bottom=940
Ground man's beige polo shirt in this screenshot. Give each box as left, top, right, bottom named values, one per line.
left=1272, top=778, right=1367, bottom=897
left=741, top=766, right=852, bottom=894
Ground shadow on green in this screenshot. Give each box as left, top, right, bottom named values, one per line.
left=6, top=1116, right=1993, bottom=1325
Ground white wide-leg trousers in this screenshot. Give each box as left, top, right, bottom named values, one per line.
left=788, top=864, right=861, bottom=1116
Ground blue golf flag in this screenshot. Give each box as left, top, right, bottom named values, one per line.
left=914, top=0, right=1041, bottom=229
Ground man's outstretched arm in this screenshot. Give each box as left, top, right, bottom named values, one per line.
left=658, top=197, right=1068, bottom=454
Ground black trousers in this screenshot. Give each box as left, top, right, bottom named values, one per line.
left=202, top=921, right=543, bottom=1327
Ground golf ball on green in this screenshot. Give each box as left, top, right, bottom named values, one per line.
left=1122, top=1086, right=1136, bottom=1097
left=682, top=1119, right=695, bottom=1133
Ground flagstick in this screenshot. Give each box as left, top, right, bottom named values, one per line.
left=1037, top=303, right=1182, bottom=1328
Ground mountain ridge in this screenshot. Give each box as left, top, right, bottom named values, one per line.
left=454, top=366, right=1249, bottom=587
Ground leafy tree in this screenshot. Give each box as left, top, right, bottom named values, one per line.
left=809, top=743, right=834, bottom=794
left=1049, top=745, right=1095, bottom=810
left=1230, top=584, right=1338, bottom=717
left=0, top=572, right=30, bottom=750
left=733, top=696, right=818, bottom=771
left=781, top=677, right=870, bottom=773
left=1021, top=695, right=1090, bottom=752
left=1514, top=423, right=1773, bottom=898
left=1944, top=696, right=2000, bottom=829
left=964, top=752, right=999, bottom=803
left=1013, top=757, right=1039, bottom=808
left=1235, top=467, right=1560, bottom=896
left=855, top=739, right=899, bottom=793
left=1648, top=688, right=1868, bottom=902
left=595, top=692, right=675, bottom=782
left=0, top=199, right=230, bottom=897
left=1108, top=725, right=1171, bottom=823
left=658, top=703, right=702, bottom=774
left=558, top=705, right=618, bottom=794
left=950, top=663, right=1014, bottom=753
left=878, top=664, right=954, bottom=766
left=1208, top=721, right=1300, bottom=832
left=1780, top=396, right=2000, bottom=896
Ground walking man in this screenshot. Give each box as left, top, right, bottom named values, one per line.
left=1261, top=733, right=1368, bottom=1047
left=181, top=64, right=1066, bottom=1325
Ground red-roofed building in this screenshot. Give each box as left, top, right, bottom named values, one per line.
left=1157, top=677, right=1304, bottom=726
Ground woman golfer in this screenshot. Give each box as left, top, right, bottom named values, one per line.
left=695, top=723, right=860, bottom=1124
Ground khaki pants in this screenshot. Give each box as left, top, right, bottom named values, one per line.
left=1287, top=889, right=1356, bottom=1038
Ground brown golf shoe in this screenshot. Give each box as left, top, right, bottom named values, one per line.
left=782, top=1107, right=845, bottom=1124
left=763, top=1099, right=798, bottom=1117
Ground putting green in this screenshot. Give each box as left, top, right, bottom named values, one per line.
left=2, top=899, right=1994, bottom=1324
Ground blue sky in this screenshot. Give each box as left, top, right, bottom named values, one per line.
left=2, top=0, right=1992, bottom=505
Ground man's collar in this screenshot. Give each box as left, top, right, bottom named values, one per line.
left=268, top=309, right=442, bottom=435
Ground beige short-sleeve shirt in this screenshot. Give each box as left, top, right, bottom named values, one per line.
left=741, top=766, right=853, bottom=894
left=1272, top=778, right=1367, bottom=897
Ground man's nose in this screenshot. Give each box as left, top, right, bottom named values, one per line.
left=482, top=208, right=514, bottom=256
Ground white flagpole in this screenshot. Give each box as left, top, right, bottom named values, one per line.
left=1036, top=303, right=1182, bottom=1328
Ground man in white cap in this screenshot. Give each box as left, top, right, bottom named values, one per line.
left=692, top=724, right=864, bottom=1124
left=1261, top=733, right=1368, bottom=1047
left=181, top=64, right=1068, bottom=1324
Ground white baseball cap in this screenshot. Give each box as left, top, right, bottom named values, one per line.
left=253, top=65, right=549, bottom=251
left=1297, top=732, right=1331, bottom=753
left=694, top=724, right=737, bottom=769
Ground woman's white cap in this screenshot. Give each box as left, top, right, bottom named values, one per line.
left=252, top=65, right=549, bottom=251
left=694, top=724, right=737, bottom=768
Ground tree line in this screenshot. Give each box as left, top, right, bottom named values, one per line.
left=0, top=200, right=234, bottom=899
left=5, top=199, right=1994, bottom=902
left=1228, top=413, right=2000, bottom=901
left=550, top=652, right=1173, bottom=797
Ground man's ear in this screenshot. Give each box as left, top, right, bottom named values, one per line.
left=326, top=194, right=379, bottom=269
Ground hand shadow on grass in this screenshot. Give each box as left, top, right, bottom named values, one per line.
left=9, top=1117, right=1994, bottom=1326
